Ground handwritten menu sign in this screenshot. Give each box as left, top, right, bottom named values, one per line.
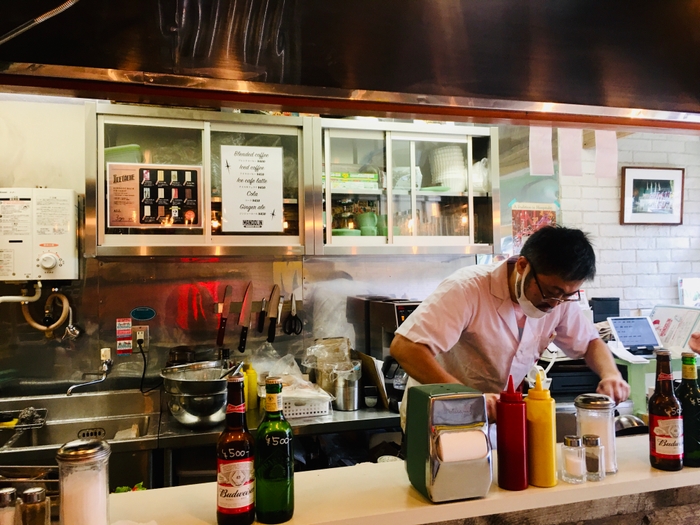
left=107, top=163, right=202, bottom=228
left=220, top=145, right=284, bottom=233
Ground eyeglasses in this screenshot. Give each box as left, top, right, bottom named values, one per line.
left=530, top=266, right=581, bottom=304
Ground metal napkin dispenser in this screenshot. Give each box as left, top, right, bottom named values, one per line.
left=405, top=384, right=492, bottom=502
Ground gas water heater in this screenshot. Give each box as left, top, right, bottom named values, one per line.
left=0, top=188, right=79, bottom=281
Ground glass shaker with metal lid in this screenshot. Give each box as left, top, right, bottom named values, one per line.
left=21, top=487, right=48, bottom=525
left=575, top=393, right=617, bottom=473
left=56, top=439, right=111, bottom=525
left=0, top=487, right=17, bottom=525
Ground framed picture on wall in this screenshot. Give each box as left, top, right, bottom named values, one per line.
left=621, top=167, right=684, bottom=225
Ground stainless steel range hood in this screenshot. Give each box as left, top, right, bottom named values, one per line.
left=1, top=1, right=700, bottom=125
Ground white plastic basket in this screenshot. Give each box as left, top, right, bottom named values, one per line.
left=283, top=396, right=331, bottom=418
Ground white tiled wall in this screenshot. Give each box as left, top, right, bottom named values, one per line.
left=560, top=132, right=700, bottom=314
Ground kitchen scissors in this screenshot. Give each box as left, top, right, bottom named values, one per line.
left=283, top=292, right=302, bottom=335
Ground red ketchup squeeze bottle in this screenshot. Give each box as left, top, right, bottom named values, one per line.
left=496, top=375, right=528, bottom=490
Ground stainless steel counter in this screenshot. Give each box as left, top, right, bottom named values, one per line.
left=158, top=406, right=401, bottom=449
left=159, top=406, right=401, bottom=486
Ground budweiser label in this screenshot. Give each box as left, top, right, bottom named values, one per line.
left=217, top=458, right=255, bottom=513
left=226, top=402, right=246, bottom=414
left=650, top=414, right=683, bottom=458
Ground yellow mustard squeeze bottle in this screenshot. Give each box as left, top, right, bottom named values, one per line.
left=245, top=362, right=258, bottom=410
left=525, top=373, right=557, bottom=487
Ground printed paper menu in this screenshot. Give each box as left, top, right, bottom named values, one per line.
left=107, top=163, right=202, bottom=228
left=651, top=304, right=700, bottom=355
left=220, top=145, right=284, bottom=233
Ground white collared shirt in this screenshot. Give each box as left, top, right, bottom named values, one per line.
left=395, top=260, right=599, bottom=394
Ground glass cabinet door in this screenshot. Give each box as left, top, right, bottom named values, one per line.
left=390, top=132, right=493, bottom=246
left=210, top=123, right=301, bottom=239
left=99, top=116, right=205, bottom=242
left=95, top=107, right=308, bottom=256
left=320, top=120, right=496, bottom=254
left=322, top=128, right=387, bottom=246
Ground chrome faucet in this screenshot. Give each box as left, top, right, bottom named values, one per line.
left=67, top=348, right=113, bottom=396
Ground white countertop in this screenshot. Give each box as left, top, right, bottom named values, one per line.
left=110, top=434, right=700, bottom=525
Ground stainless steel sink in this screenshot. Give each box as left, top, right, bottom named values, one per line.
left=0, top=389, right=158, bottom=420
left=0, top=389, right=160, bottom=454
left=2, top=415, right=151, bottom=448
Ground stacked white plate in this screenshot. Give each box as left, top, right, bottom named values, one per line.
left=429, top=145, right=466, bottom=192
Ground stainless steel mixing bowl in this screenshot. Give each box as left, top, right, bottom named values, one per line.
left=167, top=393, right=227, bottom=428
left=160, top=360, right=227, bottom=396
left=161, top=360, right=228, bottom=428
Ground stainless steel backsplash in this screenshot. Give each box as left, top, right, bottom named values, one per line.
left=0, top=254, right=475, bottom=397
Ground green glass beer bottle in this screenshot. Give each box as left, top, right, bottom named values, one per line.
left=255, top=376, right=294, bottom=524
left=676, top=352, right=700, bottom=467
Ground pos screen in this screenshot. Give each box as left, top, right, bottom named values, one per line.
left=608, top=316, right=662, bottom=353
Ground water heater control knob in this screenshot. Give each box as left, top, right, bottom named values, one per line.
left=39, top=253, right=58, bottom=270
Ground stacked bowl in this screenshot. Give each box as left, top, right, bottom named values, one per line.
left=160, top=361, right=227, bottom=428
left=428, top=145, right=466, bottom=192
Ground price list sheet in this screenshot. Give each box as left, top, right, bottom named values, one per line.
left=220, top=145, right=284, bottom=233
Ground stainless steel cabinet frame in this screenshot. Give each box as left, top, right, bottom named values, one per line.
left=85, top=104, right=500, bottom=257
left=313, top=118, right=500, bottom=255
left=86, top=103, right=313, bottom=257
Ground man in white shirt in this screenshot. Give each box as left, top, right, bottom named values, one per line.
left=391, top=226, right=630, bottom=421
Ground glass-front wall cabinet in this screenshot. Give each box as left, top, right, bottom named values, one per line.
left=93, top=105, right=309, bottom=256
left=318, top=119, right=499, bottom=254
left=91, top=106, right=499, bottom=256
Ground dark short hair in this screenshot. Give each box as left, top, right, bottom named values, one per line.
left=520, top=226, right=596, bottom=282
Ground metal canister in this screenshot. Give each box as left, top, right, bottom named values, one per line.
left=574, top=394, right=617, bottom=473
left=56, top=440, right=111, bottom=525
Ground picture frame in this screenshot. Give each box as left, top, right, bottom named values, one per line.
left=620, top=167, right=684, bottom=225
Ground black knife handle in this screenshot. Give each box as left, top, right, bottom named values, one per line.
left=216, top=317, right=228, bottom=347
left=257, top=311, right=266, bottom=333
left=238, top=327, right=248, bottom=353
left=267, top=318, right=277, bottom=343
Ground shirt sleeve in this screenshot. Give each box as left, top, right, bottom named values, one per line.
left=553, top=302, right=601, bottom=359
left=395, top=270, right=476, bottom=355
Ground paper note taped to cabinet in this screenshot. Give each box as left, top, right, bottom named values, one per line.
left=436, top=430, right=488, bottom=462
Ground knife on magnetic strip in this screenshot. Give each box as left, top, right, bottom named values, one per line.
left=216, top=285, right=233, bottom=348
left=266, top=285, right=281, bottom=343
left=237, top=282, right=253, bottom=353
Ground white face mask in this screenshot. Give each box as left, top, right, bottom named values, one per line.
left=515, top=264, right=550, bottom=319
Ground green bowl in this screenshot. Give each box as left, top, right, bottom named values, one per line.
left=332, top=229, right=362, bottom=236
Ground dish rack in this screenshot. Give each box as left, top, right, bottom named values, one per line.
left=283, top=396, right=331, bottom=419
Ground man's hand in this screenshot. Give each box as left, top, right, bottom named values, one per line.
left=690, top=332, right=700, bottom=353
left=584, top=338, right=631, bottom=405
left=597, top=375, right=630, bottom=405
left=485, top=393, right=499, bottom=422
